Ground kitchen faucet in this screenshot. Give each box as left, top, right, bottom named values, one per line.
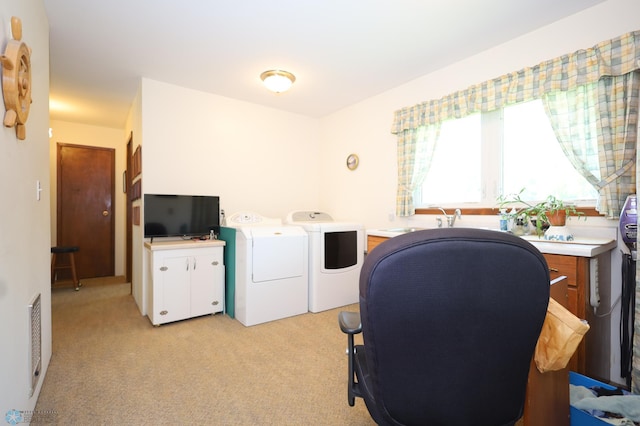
left=437, top=208, right=462, bottom=228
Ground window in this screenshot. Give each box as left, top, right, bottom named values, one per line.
left=414, top=99, right=599, bottom=207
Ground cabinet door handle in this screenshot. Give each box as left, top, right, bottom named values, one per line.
left=185, top=258, right=189, bottom=271
left=549, top=267, right=559, bottom=272
left=193, top=257, right=197, bottom=270
left=212, top=261, right=219, bottom=266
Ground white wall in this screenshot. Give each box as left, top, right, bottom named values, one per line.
left=48, top=120, right=129, bottom=276
left=140, top=78, right=321, bottom=216
left=319, top=0, right=640, bottom=229
left=0, top=0, right=51, bottom=417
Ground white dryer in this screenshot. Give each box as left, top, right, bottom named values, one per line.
left=225, top=212, right=308, bottom=326
left=285, top=211, right=364, bottom=313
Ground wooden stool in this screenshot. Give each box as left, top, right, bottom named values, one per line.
left=51, top=246, right=81, bottom=291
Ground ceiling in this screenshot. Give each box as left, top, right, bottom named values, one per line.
left=43, top=0, right=605, bottom=129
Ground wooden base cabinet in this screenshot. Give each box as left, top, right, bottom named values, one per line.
left=146, top=241, right=225, bottom=326
left=367, top=235, right=388, bottom=253
left=521, top=276, right=570, bottom=426
left=543, top=253, right=588, bottom=374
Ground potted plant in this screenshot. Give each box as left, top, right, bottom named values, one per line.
left=497, top=189, right=585, bottom=237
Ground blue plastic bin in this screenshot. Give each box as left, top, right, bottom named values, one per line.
left=569, top=372, right=619, bottom=426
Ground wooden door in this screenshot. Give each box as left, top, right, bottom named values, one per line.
left=57, top=143, right=115, bottom=279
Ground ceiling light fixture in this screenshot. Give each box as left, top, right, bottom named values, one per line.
left=260, top=70, right=296, bottom=93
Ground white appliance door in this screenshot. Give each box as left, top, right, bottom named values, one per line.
left=251, top=228, right=305, bottom=282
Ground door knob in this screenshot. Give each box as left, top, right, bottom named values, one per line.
left=102, top=210, right=109, bottom=216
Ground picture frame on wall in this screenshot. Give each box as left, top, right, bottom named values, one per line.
left=132, top=145, right=142, bottom=178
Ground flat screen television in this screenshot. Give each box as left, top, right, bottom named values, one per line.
left=144, top=194, right=220, bottom=238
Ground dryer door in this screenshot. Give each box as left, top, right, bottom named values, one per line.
left=250, top=228, right=305, bottom=282
left=324, top=230, right=358, bottom=269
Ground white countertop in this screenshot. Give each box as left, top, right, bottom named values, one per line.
left=520, top=235, right=616, bottom=257
left=144, top=239, right=226, bottom=251
left=366, top=228, right=616, bottom=257
left=367, top=228, right=427, bottom=238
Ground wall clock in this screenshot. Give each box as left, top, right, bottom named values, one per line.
left=0, top=16, right=32, bottom=140
left=346, top=154, right=359, bottom=170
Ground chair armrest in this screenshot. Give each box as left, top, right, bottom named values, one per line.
left=339, top=311, right=362, bottom=335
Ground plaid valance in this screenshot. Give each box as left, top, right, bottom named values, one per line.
left=391, top=30, right=640, bottom=134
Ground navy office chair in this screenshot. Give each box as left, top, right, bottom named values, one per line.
left=339, top=228, right=550, bottom=426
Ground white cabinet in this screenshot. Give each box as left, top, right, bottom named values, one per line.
left=145, top=240, right=225, bottom=326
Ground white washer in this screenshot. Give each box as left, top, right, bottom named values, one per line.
left=285, top=211, right=364, bottom=313
left=226, top=211, right=309, bottom=326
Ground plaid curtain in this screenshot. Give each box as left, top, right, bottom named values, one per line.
left=595, top=73, right=639, bottom=218
left=542, top=83, right=601, bottom=193
left=396, top=125, right=440, bottom=216
left=541, top=75, right=640, bottom=219
left=392, top=31, right=640, bottom=132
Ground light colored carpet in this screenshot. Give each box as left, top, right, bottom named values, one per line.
left=35, top=280, right=374, bottom=425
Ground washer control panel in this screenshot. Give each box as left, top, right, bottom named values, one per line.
left=228, top=212, right=264, bottom=225
left=288, top=211, right=334, bottom=222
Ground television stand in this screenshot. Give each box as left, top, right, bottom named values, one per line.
left=144, top=239, right=226, bottom=326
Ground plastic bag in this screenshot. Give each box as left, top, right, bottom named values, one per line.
left=534, top=297, right=590, bottom=373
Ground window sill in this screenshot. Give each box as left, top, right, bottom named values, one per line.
left=415, top=207, right=602, bottom=217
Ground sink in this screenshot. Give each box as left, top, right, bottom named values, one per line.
left=381, top=227, right=425, bottom=233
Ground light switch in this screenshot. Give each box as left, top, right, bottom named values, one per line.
left=36, top=180, right=42, bottom=201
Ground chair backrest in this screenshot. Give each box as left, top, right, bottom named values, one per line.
left=359, top=228, right=550, bottom=426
